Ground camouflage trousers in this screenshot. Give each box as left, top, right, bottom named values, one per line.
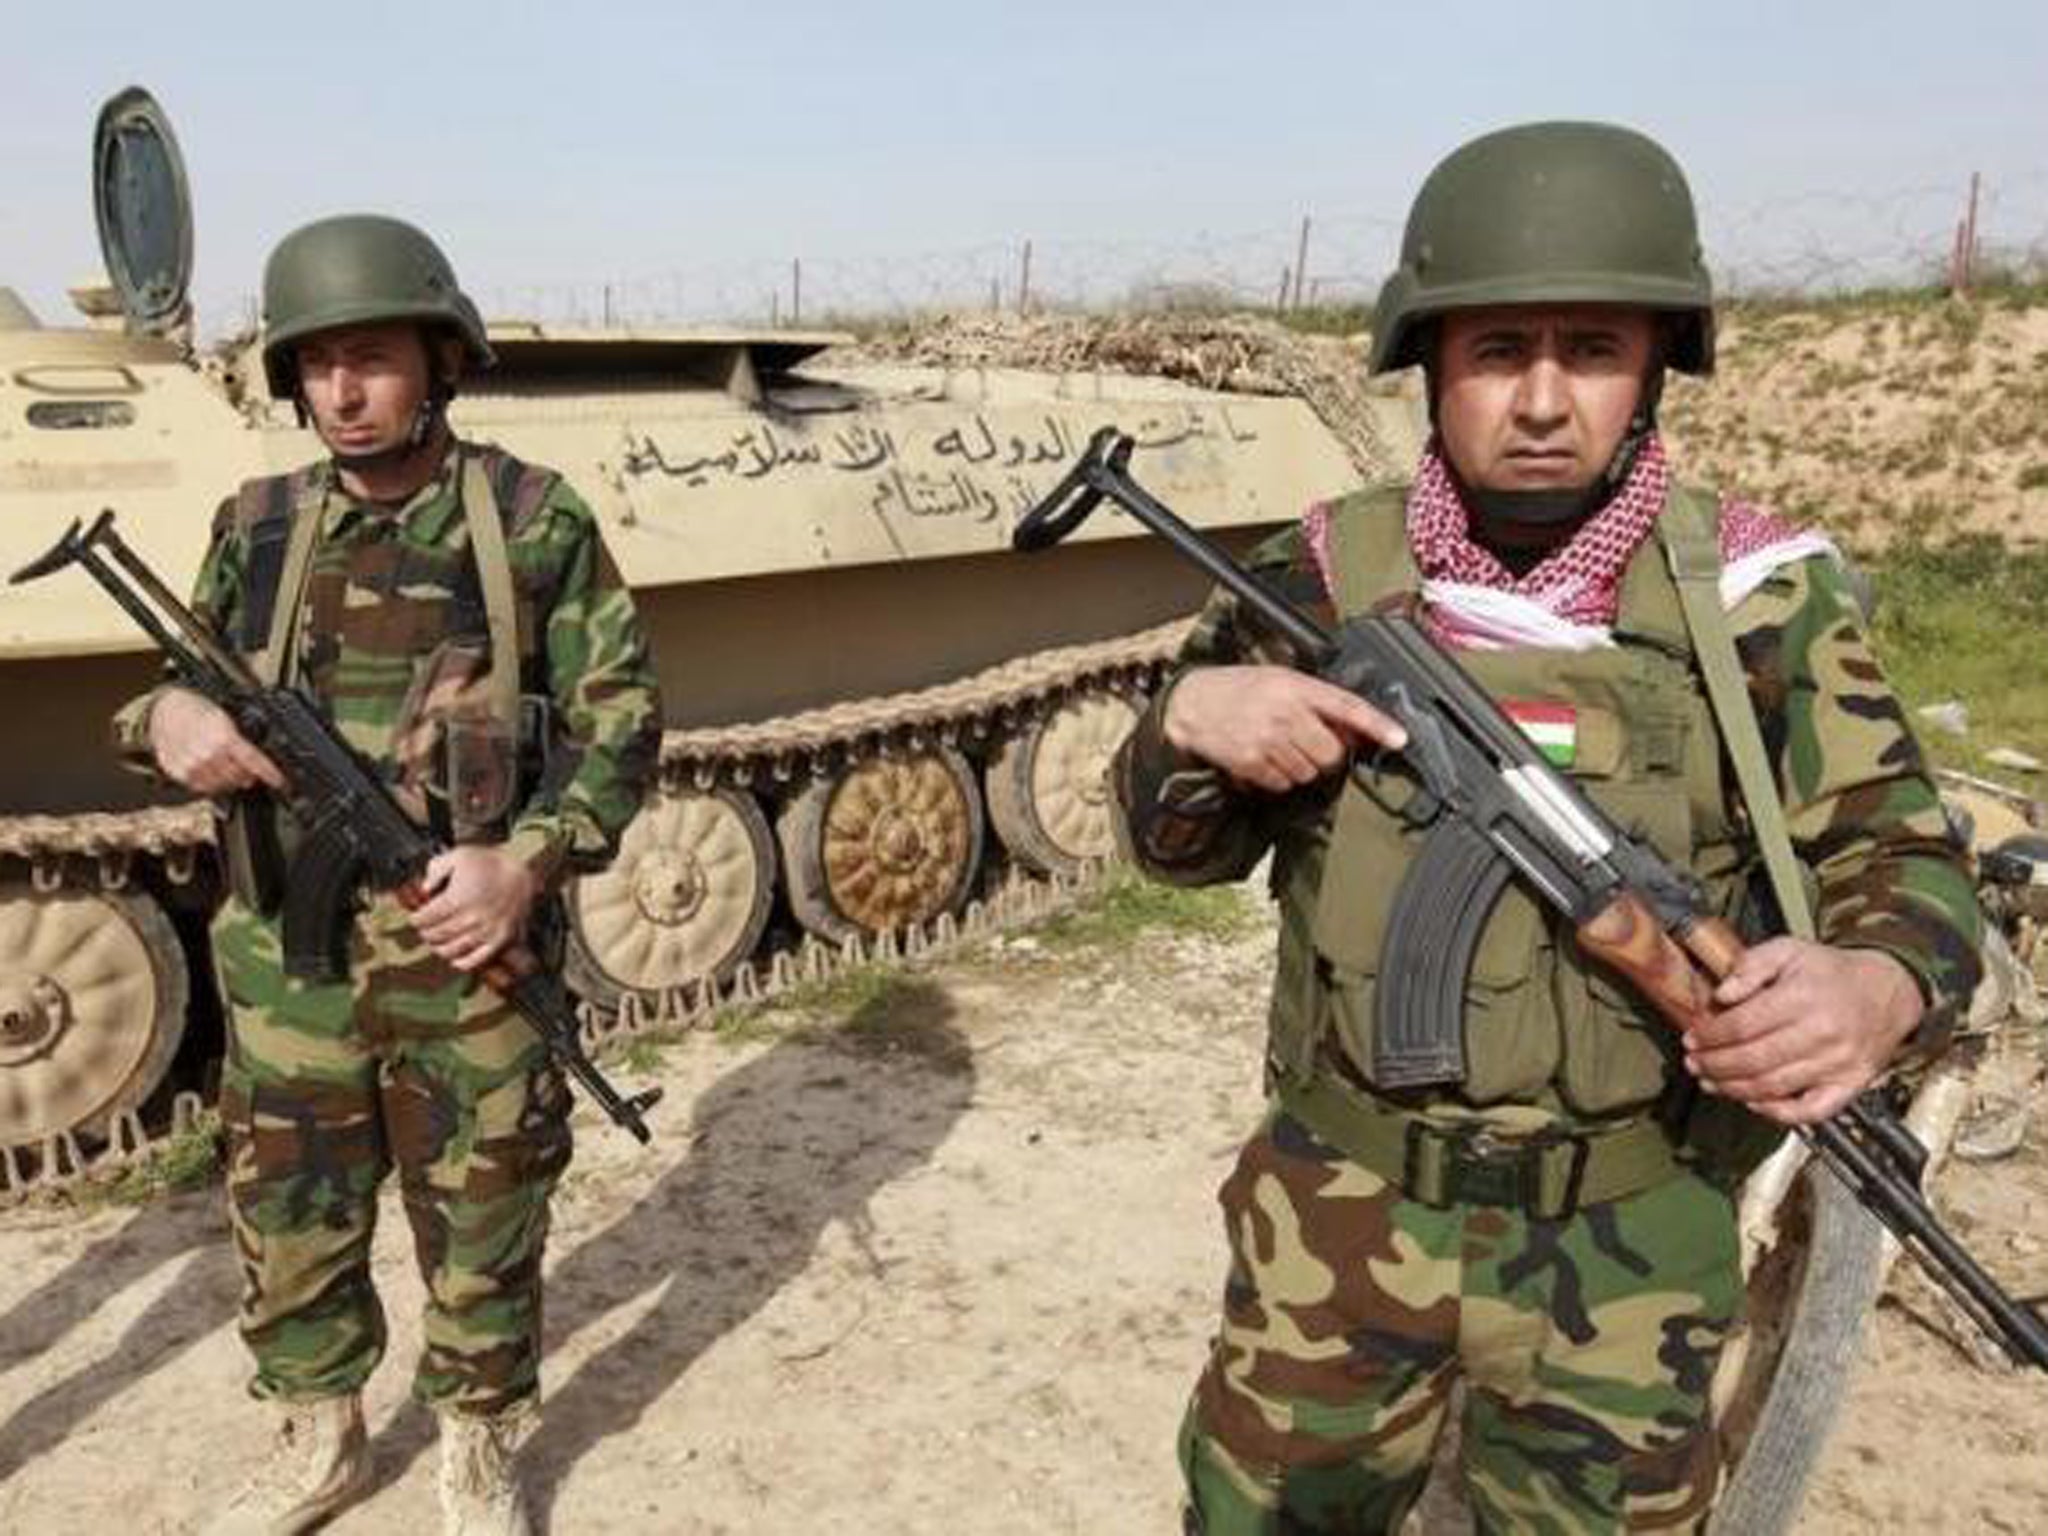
left=210, top=896, right=573, bottom=1416
left=1181, top=1108, right=1742, bottom=1535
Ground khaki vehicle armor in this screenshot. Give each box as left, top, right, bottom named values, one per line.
left=0, top=88, right=1422, bottom=1164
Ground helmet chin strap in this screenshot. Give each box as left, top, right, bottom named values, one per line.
left=325, top=378, right=455, bottom=479
left=1458, top=406, right=1657, bottom=525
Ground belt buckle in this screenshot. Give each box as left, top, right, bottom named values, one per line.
left=1451, top=1124, right=1521, bottom=1208
left=1457, top=1126, right=1590, bottom=1220
left=1465, top=1127, right=1509, bottom=1161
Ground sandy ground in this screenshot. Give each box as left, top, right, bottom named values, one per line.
left=2, top=893, right=2045, bottom=1534
left=1664, top=301, right=2048, bottom=550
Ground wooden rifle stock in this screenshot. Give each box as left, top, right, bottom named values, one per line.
left=1576, top=894, right=1745, bottom=1035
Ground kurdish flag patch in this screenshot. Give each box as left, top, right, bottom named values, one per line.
left=1503, top=700, right=1578, bottom=768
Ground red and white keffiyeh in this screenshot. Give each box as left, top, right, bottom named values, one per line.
left=1303, top=435, right=1833, bottom=651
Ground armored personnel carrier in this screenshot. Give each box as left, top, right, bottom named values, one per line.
left=0, top=88, right=1421, bottom=1163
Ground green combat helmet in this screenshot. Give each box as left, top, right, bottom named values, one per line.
left=260, top=214, right=493, bottom=399
left=1369, top=121, right=1714, bottom=377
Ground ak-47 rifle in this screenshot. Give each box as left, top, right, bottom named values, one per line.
left=1015, top=427, right=2048, bottom=1372
left=12, top=510, right=661, bottom=1143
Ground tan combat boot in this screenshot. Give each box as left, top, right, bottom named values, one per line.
left=436, top=1404, right=536, bottom=1536
left=205, top=1393, right=371, bottom=1535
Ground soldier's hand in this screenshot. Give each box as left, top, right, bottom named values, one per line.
left=1163, top=665, right=1407, bottom=794
left=412, top=845, right=540, bottom=972
left=148, top=687, right=287, bottom=795
left=1682, top=939, right=1925, bottom=1124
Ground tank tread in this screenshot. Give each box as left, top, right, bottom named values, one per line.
left=657, top=617, right=1192, bottom=786
left=0, top=802, right=215, bottom=889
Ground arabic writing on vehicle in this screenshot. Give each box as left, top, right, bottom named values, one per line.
left=618, top=404, right=1258, bottom=502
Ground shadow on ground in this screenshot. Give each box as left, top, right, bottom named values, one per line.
left=363, top=978, right=977, bottom=1527
left=0, top=1190, right=233, bottom=1483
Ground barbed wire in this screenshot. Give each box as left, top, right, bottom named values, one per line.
left=1707, top=169, right=2048, bottom=296
left=204, top=175, right=2048, bottom=335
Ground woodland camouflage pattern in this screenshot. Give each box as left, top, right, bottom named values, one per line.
left=113, top=439, right=659, bottom=1413
left=1181, top=1109, right=1738, bottom=1533
left=1116, top=486, right=1981, bottom=1531
left=213, top=895, right=573, bottom=1412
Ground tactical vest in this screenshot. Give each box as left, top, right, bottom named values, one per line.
left=218, top=445, right=558, bottom=911
left=1268, top=483, right=1769, bottom=1124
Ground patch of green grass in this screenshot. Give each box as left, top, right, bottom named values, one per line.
left=90, top=1112, right=224, bottom=1206
left=680, top=872, right=1252, bottom=1063
left=1979, top=274, right=2048, bottom=310
left=830, top=976, right=970, bottom=1070
left=1870, top=538, right=2048, bottom=773
left=709, top=962, right=914, bottom=1036
left=748, top=963, right=905, bottom=1022
left=1724, top=286, right=1946, bottom=322
left=708, top=965, right=970, bottom=1071
left=615, top=1033, right=674, bottom=1074
left=707, top=999, right=798, bottom=1046
left=1032, top=868, right=1255, bottom=950
left=683, top=964, right=915, bottom=1049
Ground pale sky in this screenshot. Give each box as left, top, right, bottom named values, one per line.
left=5, top=0, right=2044, bottom=333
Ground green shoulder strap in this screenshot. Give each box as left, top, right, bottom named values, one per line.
left=253, top=472, right=328, bottom=689
left=1660, top=485, right=1816, bottom=940
left=254, top=450, right=521, bottom=736
left=459, top=449, right=523, bottom=735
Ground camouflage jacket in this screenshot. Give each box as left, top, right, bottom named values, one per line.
left=1113, top=504, right=1984, bottom=1040
left=113, top=441, right=662, bottom=890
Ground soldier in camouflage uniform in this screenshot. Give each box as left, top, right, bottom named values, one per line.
left=113, top=215, right=661, bottom=1535
left=1113, top=123, right=1982, bottom=1533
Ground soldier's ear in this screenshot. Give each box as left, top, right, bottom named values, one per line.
left=431, top=331, right=466, bottom=389
left=283, top=351, right=312, bottom=427
left=1416, top=321, right=1443, bottom=427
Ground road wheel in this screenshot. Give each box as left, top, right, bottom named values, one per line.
left=565, top=788, right=777, bottom=1008
left=986, top=690, right=1140, bottom=876
left=778, top=746, right=984, bottom=944
left=0, top=881, right=189, bottom=1146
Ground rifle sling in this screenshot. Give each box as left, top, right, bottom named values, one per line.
left=460, top=453, right=524, bottom=736
left=254, top=473, right=325, bottom=689
left=1660, top=488, right=1817, bottom=940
